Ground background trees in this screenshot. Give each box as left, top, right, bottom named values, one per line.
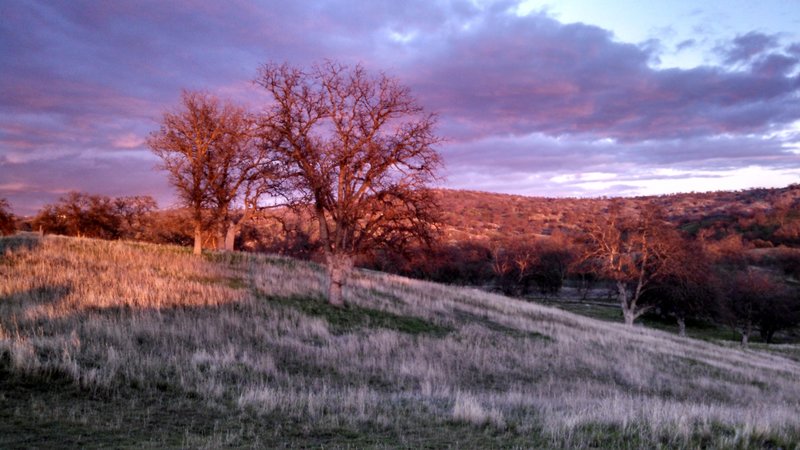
left=31, top=192, right=157, bottom=240
left=33, top=192, right=121, bottom=239
left=0, top=198, right=15, bottom=236
left=114, top=196, right=158, bottom=241
left=256, top=61, right=441, bottom=305
left=642, top=241, right=720, bottom=336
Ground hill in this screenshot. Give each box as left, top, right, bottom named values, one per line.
left=433, top=185, right=800, bottom=244
left=2, top=235, right=800, bottom=448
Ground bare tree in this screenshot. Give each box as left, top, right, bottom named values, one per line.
left=148, top=91, right=255, bottom=255
left=723, top=267, right=793, bottom=346
left=490, top=243, right=516, bottom=295
left=218, top=173, right=283, bottom=251
left=204, top=111, right=282, bottom=251
left=256, top=61, right=442, bottom=306
left=114, top=195, right=158, bottom=241
left=644, top=241, right=720, bottom=336
left=580, top=201, right=686, bottom=325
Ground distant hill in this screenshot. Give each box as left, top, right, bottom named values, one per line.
left=433, top=184, right=800, bottom=246
left=2, top=234, right=799, bottom=447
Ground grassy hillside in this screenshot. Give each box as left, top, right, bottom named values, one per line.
left=2, top=235, right=800, bottom=448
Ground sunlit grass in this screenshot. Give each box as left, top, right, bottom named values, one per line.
left=2, top=234, right=799, bottom=448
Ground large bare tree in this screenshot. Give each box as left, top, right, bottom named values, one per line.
left=148, top=91, right=258, bottom=254
left=580, top=201, right=686, bottom=325
left=256, top=61, right=442, bottom=306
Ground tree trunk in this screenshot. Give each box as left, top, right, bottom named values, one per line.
left=193, top=223, right=203, bottom=255
left=618, top=281, right=635, bottom=326
left=326, top=252, right=352, bottom=307
left=741, top=321, right=751, bottom=346
left=224, top=223, right=237, bottom=251
left=622, top=308, right=635, bottom=326
left=677, top=316, right=686, bottom=337
left=212, top=221, right=239, bottom=252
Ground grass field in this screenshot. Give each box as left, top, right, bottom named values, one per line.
left=2, top=234, right=800, bottom=448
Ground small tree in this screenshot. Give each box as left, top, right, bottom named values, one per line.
left=580, top=201, right=686, bottom=325
left=723, top=267, right=795, bottom=345
left=644, top=243, right=720, bottom=337
left=148, top=90, right=258, bottom=255
left=490, top=243, right=517, bottom=295
left=756, top=290, right=800, bottom=344
left=0, top=198, right=15, bottom=236
left=531, top=235, right=575, bottom=296
left=257, top=61, right=441, bottom=306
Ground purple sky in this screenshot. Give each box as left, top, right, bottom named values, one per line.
left=2, top=0, right=800, bottom=215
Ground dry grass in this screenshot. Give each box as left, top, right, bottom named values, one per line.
left=2, top=234, right=800, bottom=448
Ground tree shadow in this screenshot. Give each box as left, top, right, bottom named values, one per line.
left=0, top=233, right=41, bottom=254
left=0, top=283, right=74, bottom=322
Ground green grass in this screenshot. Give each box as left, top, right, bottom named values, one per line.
left=536, top=299, right=748, bottom=344
left=536, top=299, right=623, bottom=322
left=262, top=293, right=453, bottom=337
left=453, top=309, right=551, bottom=341
left=190, top=275, right=248, bottom=289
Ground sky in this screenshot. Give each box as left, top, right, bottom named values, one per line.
left=1, top=0, right=800, bottom=215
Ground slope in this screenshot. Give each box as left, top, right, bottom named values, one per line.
left=1, top=234, right=799, bottom=448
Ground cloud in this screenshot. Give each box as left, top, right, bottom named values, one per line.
left=0, top=0, right=798, bottom=213
left=676, top=39, right=696, bottom=52
left=720, top=31, right=779, bottom=65
left=0, top=152, right=171, bottom=215
left=402, top=12, right=800, bottom=142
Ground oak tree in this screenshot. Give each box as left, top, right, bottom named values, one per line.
left=256, top=61, right=441, bottom=306
left=723, top=268, right=795, bottom=345
left=643, top=241, right=720, bottom=336
left=148, top=91, right=258, bottom=254
left=580, top=201, right=687, bottom=325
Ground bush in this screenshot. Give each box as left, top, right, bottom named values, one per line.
left=0, top=198, right=14, bottom=236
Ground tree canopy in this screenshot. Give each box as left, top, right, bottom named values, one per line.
left=256, top=61, right=442, bottom=305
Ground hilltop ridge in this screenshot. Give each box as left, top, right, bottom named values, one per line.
left=432, top=184, right=800, bottom=243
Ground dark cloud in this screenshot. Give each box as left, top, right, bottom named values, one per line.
left=405, top=12, right=800, bottom=142
left=676, top=39, right=696, bottom=51
left=441, top=133, right=797, bottom=182
left=721, top=31, right=779, bottom=65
